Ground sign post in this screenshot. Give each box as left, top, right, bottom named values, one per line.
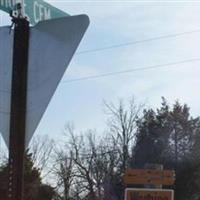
left=8, top=17, right=29, bottom=200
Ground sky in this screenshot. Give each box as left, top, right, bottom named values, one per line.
left=1, top=0, right=200, bottom=148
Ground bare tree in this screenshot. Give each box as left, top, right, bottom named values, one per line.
left=68, top=128, right=97, bottom=200
left=29, top=135, right=55, bottom=181
left=104, top=98, right=143, bottom=172
left=54, top=123, right=120, bottom=200
left=53, top=150, right=74, bottom=200
left=52, top=124, right=87, bottom=200
left=53, top=98, right=143, bottom=200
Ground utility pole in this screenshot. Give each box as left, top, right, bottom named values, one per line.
left=7, top=8, right=30, bottom=200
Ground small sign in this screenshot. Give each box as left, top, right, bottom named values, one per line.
left=123, top=169, right=175, bottom=185
left=0, top=0, right=69, bottom=25
left=123, top=176, right=174, bottom=185
left=0, top=0, right=15, bottom=13
left=24, top=0, right=69, bottom=25
left=125, top=188, right=174, bottom=200
left=125, top=169, right=175, bottom=177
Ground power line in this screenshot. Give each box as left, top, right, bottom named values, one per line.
left=48, top=0, right=200, bottom=3
left=0, top=29, right=200, bottom=101
left=0, top=57, right=199, bottom=115
left=21, top=29, right=200, bottom=91
left=0, top=89, right=10, bottom=94
left=0, top=29, right=199, bottom=95
left=62, top=57, right=200, bottom=83
left=0, top=110, right=10, bottom=115
left=76, top=29, right=200, bottom=55
left=0, top=57, right=200, bottom=94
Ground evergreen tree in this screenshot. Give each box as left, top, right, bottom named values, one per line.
left=133, top=98, right=200, bottom=200
left=0, top=152, right=55, bottom=200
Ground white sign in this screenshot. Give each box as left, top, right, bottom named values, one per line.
left=0, top=15, right=89, bottom=147
left=125, top=188, right=174, bottom=200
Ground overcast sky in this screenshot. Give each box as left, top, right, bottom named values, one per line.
left=1, top=1, right=200, bottom=147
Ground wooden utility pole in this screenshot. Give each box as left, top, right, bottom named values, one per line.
left=8, top=16, right=29, bottom=200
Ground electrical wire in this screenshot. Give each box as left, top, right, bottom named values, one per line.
left=76, top=29, right=200, bottom=55
left=0, top=57, right=199, bottom=115
left=62, top=57, right=200, bottom=83
left=0, top=28, right=199, bottom=94
left=0, top=29, right=200, bottom=111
